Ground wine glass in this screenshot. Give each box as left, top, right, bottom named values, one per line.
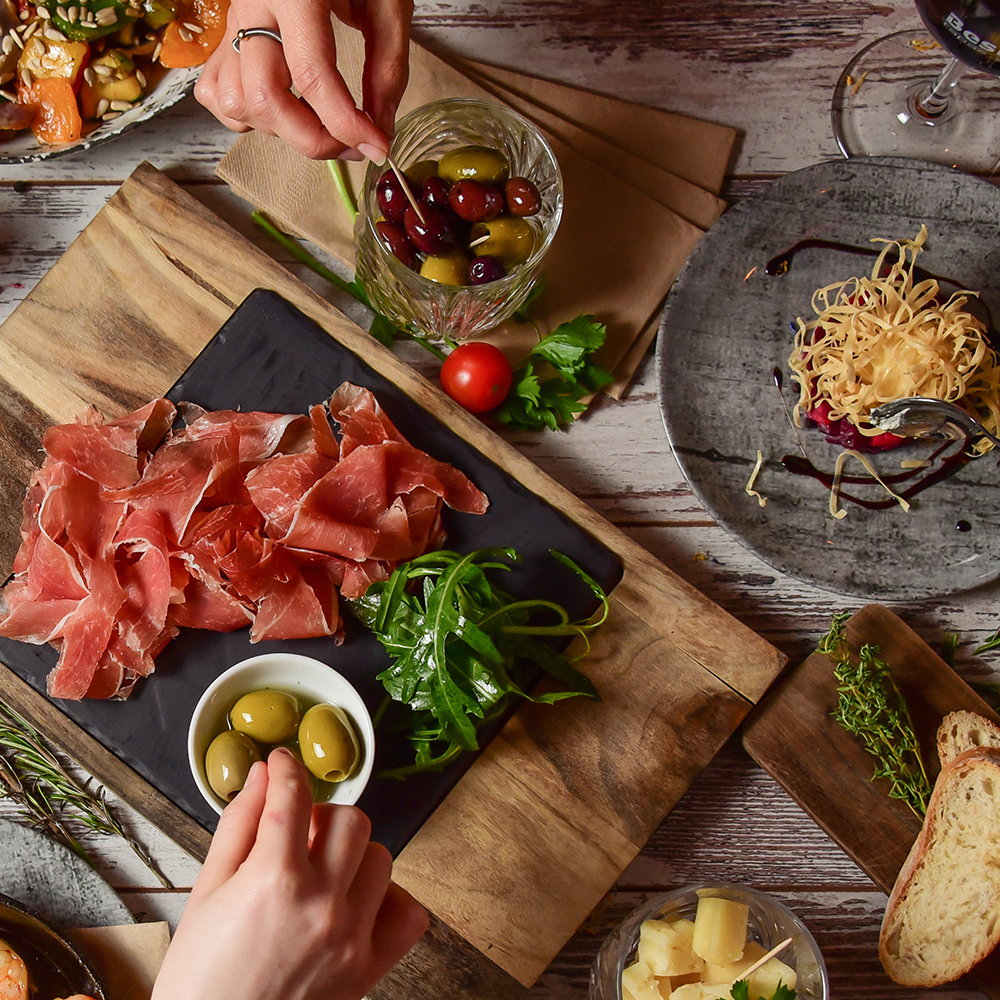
left=831, top=1, right=1000, bottom=172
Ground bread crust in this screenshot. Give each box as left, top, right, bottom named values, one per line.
left=879, top=747, right=1000, bottom=986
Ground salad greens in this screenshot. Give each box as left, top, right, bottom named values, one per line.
left=819, top=613, right=931, bottom=817
left=348, top=548, right=608, bottom=777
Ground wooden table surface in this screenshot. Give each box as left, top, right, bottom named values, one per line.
left=2, top=1, right=997, bottom=997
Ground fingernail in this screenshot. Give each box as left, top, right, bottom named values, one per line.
left=339, top=149, right=365, bottom=162
left=271, top=746, right=295, bottom=760
left=244, top=760, right=264, bottom=788
left=358, top=142, right=388, bottom=166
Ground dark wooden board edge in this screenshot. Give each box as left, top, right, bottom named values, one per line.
left=0, top=661, right=212, bottom=863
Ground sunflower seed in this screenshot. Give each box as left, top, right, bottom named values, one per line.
left=152, top=41, right=161, bottom=61
left=177, top=26, right=192, bottom=42
left=1, top=35, right=12, bottom=55
left=95, top=6, right=116, bottom=23
left=0, top=88, right=16, bottom=102
left=55, top=5, right=67, bottom=18
left=68, top=5, right=79, bottom=21
left=109, top=99, right=131, bottom=111
left=20, top=67, right=31, bottom=86
left=43, top=26, right=66, bottom=41
left=92, top=62, right=113, bottom=76
left=101, top=110, right=121, bottom=120
left=136, top=69, right=146, bottom=88
left=30, top=35, right=44, bottom=56
left=83, top=66, right=94, bottom=85
left=95, top=98, right=109, bottom=117
left=35, top=6, right=51, bottom=17
left=182, top=21, right=202, bottom=32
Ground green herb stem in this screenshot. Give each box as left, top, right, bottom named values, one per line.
left=326, top=159, right=358, bottom=222
left=820, top=613, right=931, bottom=817
left=0, top=704, right=172, bottom=888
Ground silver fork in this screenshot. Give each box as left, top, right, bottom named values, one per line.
left=869, top=397, right=1000, bottom=449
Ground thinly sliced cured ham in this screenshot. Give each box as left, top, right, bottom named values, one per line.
left=0, top=382, right=488, bottom=700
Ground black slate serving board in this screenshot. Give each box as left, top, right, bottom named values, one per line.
left=0, top=290, right=621, bottom=855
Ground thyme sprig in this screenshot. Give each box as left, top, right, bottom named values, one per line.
left=819, top=613, right=931, bottom=818
left=0, top=702, right=172, bottom=888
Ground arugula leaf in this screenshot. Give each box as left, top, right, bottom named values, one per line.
left=350, top=548, right=607, bottom=777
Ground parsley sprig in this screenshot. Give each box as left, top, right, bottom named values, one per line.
left=819, top=613, right=931, bottom=817
left=731, top=981, right=795, bottom=1000
left=349, top=548, right=607, bottom=778
left=496, top=314, right=614, bottom=430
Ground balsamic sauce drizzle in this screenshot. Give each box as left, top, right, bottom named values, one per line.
left=766, top=238, right=996, bottom=517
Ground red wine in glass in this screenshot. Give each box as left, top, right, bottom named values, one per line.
left=915, top=0, right=1000, bottom=76
left=832, top=2, right=1000, bottom=171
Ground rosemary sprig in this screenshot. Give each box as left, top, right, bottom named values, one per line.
left=0, top=703, right=172, bottom=888
left=819, top=613, right=931, bottom=818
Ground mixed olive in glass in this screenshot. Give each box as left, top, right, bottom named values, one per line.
left=204, top=687, right=362, bottom=803
left=374, top=143, right=543, bottom=288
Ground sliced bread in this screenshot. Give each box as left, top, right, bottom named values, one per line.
left=879, top=747, right=1000, bottom=986
left=936, top=710, right=1000, bottom=767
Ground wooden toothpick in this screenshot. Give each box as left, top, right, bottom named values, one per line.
left=386, top=155, right=425, bottom=224
left=740, top=936, right=794, bottom=981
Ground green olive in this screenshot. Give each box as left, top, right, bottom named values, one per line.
left=298, top=704, right=361, bottom=783
left=205, top=730, right=261, bottom=802
left=438, top=145, right=510, bottom=185
left=229, top=689, right=301, bottom=744
left=471, top=217, right=535, bottom=268
left=405, top=159, right=439, bottom=186
left=420, top=248, right=469, bottom=286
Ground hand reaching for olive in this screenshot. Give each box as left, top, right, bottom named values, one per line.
left=195, top=0, right=413, bottom=161
left=150, top=748, right=429, bottom=1000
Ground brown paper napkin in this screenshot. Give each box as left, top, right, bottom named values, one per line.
left=216, top=29, right=736, bottom=394
left=67, top=921, right=170, bottom=1000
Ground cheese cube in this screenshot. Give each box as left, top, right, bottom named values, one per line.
left=692, top=896, right=750, bottom=966
left=748, top=956, right=797, bottom=1000
left=621, top=960, right=661, bottom=1000
left=637, top=918, right=704, bottom=977
left=703, top=940, right=767, bottom=984
left=668, top=984, right=732, bottom=1000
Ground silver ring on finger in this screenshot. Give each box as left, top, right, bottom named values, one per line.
left=232, top=27, right=283, bottom=53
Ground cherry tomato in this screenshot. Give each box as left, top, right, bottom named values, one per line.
left=440, top=343, right=514, bottom=413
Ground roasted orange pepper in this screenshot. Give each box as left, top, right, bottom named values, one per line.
left=19, top=78, right=83, bottom=144
left=158, top=0, right=231, bottom=68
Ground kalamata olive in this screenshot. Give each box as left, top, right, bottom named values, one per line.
left=376, top=220, right=418, bottom=269
left=229, top=689, right=301, bottom=744
left=471, top=216, right=535, bottom=268
left=421, top=248, right=470, bottom=286
left=468, top=255, right=506, bottom=284
left=421, top=175, right=451, bottom=210
left=448, top=179, right=503, bottom=223
left=404, top=203, right=458, bottom=255
left=376, top=169, right=409, bottom=223
left=299, top=704, right=361, bottom=783
left=505, top=177, right=541, bottom=217
left=438, top=145, right=510, bottom=185
left=205, top=730, right=261, bottom=801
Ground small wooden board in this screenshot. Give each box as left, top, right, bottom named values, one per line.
left=743, top=603, right=1000, bottom=997
left=0, top=163, right=786, bottom=997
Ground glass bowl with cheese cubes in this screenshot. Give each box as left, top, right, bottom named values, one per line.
left=589, top=883, right=828, bottom=1000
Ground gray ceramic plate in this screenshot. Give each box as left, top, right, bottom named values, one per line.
left=657, top=157, right=1000, bottom=600
left=0, top=66, right=198, bottom=164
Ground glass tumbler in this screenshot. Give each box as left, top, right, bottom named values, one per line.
left=589, top=883, right=829, bottom=1000
left=355, top=98, right=563, bottom=342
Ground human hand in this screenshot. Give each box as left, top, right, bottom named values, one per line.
left=151, top=748, right=428, bottom=1000
left=195, top=0, right=413, bottom=161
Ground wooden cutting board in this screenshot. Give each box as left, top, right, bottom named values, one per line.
left=0, top=162, right=786, bottom=999
left=743, top=603, right=1000, bottom=997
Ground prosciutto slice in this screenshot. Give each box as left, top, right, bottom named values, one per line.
left=0, top=383, right=488, bottom=700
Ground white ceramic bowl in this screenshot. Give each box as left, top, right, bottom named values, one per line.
left=187, top=652, right=376, bottom=815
